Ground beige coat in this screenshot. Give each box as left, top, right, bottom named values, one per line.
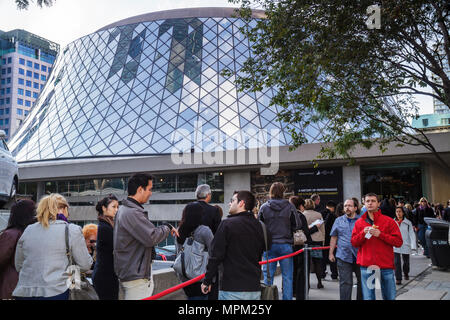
left=303, top=210, right=325, bottom=243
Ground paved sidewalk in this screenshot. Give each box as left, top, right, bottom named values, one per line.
left=272, top=251, right=450, bottom=300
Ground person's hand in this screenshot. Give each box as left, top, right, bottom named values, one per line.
left=369, top=228, right=381, bottom=237
left=201, top=283, right=211, bottom=294
left=171, top=227, right=179, bottom=238
left=329, top=253, right=335, bottom=262
left=364, top=226, right=371, bottom=234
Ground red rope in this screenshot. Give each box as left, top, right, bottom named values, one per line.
left=142, top=245, right=330, bottom=300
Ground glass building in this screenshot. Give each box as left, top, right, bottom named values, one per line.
left=8, top=8, right=326, bottom=162
left=7, top=8, right=450, bottom=225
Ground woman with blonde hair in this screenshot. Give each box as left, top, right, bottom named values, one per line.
left=13, top=193, right=92, bottom=300
left=302, top=198, right=326, bottom=289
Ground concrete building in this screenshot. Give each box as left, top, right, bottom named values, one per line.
left=0, top=29, right=59, bottom=140
left=6, top=8, right=450, bottom=241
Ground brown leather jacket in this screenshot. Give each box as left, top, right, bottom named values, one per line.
left=0, top=228, right=22, bottom=299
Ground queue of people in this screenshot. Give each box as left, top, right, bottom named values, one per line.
left=0, top=172, right=448, bottom=301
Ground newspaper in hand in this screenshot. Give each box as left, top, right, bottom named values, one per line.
left=308, top=219, right=324, bottom=229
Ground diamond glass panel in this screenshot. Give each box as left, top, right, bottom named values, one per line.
left=8, top=13, right=329, bottom=162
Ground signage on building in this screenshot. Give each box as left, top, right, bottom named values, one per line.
left=293, top=167, right=343, bottom=204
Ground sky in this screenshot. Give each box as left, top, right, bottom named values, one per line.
left=0, top=0, right=435, bottom=114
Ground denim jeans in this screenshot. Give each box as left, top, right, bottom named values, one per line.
left=262, top=243, right=293, bottom=300
left=219, top=290, right=261, bottom=300
left=418, top=224, right=429, bottom=256
left=360, top=267, right=396, bottom=300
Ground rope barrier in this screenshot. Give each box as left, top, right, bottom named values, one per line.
left=142, top=245, right=331, bottom=300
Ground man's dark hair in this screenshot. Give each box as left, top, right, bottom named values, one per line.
left=6, top=200, right=36, bottom=232
left=326, top=200, right=337, bottom=208
left=234, top=190, right=256, bottom=211
left=289, top=196, right=305, bottom=209
left=127, top=173, right=154, bottom=196
left=364, top=192, right=379, bottom=202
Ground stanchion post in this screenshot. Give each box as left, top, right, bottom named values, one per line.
left=304, top=244, right=309, bottom=300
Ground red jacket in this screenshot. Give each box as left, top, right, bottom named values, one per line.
left=351, top=210, right=403, bottom=269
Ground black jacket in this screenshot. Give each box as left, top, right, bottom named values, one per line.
left=323, top=209, right=337, bottom=246
left=197, top=201, right=222, bottom=235
left=416, top=206, right=435, bottom=226
left=203, top=211, right=271, bottom=292
left=92, top=219, right=119, bottom=300
left=443, top=207, right=450, bottom=222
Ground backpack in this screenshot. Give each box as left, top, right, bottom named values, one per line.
left=173, top=227, right=209, bottom=280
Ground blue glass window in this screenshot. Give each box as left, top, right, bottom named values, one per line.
left=7, top=67, right=11, bottom=74
left=7, top=57, right=11, bottom=64
left=5, top=107, right=9, bottom=113
left=26, top=80, right=32, bottom=87
left=33, top=82, right=39, bottom=89
left=33, top=92, right=38, bottom=98
left=19, top=68, right=25, bottom=75
left=34, top=72, right=39, bottom=79
left=6, top=78, right=10, bottom=84
left=41, top=75, right=46, bottom=81
left=26, top=70, right=32, bottom=77
left=5, top=98, right=10, bottom=105
left=0, top=120, right=3, bottom=126
left=18, top=88, right=24, bottom=95
left=25, top=100, right=31, bottom=107
left=19, top=58, right=25, bottom=65
left=17, top=98, right=23, bottom=105
left=41, top=65, right=47, bottom=72
left=6, top=88, right=10, bottom=94
left=1, top=69, right=5, bottom=75
left=34, top=63, right=40, bottom=70
left=17, top=108, right=23, bottom=115
left=27, top=60, right=32, bottom=67
left=25, top=90, right=31, bottom=97
left=18, top=78, right=24, bottom=85
left=0, top=99, right=3, bottom=105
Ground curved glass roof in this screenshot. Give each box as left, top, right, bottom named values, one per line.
left=8, top=8, right=327, bottom=162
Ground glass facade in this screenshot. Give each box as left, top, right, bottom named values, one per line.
left=18, top=171, right=224, bottom=206
left=9, top=12, right=328, bottom=162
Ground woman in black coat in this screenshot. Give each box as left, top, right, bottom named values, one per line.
left=92, top=195, right=119, bottom=300
left=289, top=196, right=313, bottom=300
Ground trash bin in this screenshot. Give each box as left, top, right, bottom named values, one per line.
left=424, top=218, right=450, bottom=269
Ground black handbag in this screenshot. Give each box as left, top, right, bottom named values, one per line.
left=259, top=221, right=279, bottom=300
left=65, top=224, right=99, bottom=300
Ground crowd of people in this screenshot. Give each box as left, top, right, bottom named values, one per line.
left=0, top=171, right=449, bottom=301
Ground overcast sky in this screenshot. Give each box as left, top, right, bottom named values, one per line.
left=0, top=0, right=434, bottom=114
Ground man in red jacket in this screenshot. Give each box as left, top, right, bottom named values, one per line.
left=351, top=193, right=403, bottom=300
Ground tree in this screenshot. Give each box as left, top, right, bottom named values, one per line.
left=227, top=0, right=450, bottom=170
left=15, top=0, right=54, bottom=10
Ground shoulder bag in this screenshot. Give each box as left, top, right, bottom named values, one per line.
left=173, top=227, right=209, bottom=280
left=65, top=224, right=99, bottom=300
left=259, top=221, right=279, bottom=300
left=293, top=210, right=307, bottom=245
